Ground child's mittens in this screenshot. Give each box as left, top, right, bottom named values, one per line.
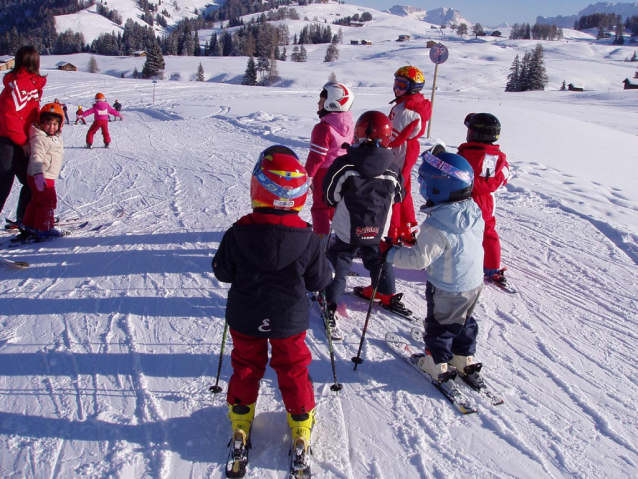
left=33, top=174, right=46, bottom=192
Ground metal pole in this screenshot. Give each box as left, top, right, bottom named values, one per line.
left=209, top=321, right=229, bottom=394
left=426, top=62, right=439, bottom=139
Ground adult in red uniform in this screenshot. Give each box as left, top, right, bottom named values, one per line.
left=0, top=46, right=47, bottom=224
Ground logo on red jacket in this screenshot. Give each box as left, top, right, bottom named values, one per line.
left=356, top=226, right=380, bottom=240
left=9, top=81, right=41, bottom=112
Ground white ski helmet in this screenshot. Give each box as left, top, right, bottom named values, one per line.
left=320, top=82, right=354, bottom=112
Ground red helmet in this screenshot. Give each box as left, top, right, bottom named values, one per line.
left=39, top=103, right=65, bottom=132
left=250, top=146, right=309, bottom=212
left=353, top=111, right=393, bottom=147
left=95, top=92, right=106, bottom=101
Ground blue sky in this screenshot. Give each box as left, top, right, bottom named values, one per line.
left=352, top=1, right=590, bottom=26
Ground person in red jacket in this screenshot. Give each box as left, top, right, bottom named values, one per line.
left=0, top=45, right=47, bottom=226
left=457, top=113, right=510, bottom=284
left=388, top=66, right=432, bottom=244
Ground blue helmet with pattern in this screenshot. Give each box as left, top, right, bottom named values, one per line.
left=418, top=151, right=474, bottom=204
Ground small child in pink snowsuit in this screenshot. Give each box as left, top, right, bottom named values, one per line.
left=83, top=93, right=122, bottom=148
left=304, top=82, right=354, bottom=243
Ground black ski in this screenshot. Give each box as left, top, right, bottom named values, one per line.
left=289, top=437, right=312, bottom=478
left=0, top=257, right=29, bottom=268
left=409, top=327, right=504, bottom=406
left=225, top=429, right=251, bottom=478
left=484, top=275, right=518, bottom=294
left=7, top=221, right=90, bottom=248
left=350, top=286, right=415, bottom=322
left=385, top=332, right=478, bottom=414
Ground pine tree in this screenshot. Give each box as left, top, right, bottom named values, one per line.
left=256, top=54, right=270, bottom=84
left=329, top=72, right=337, bottom=82
left=457, top=23, right=468, bottom=36
left=324, top=43, right=339, bottom=62
left=299, top=44, right=308, bottom=62
left=267, top=56, right=279, bottom=86
left=142, top=39, right=165, bottom=79
left=87, top=55, right=99, bottom=73
left=196, top=62, right=205, bottom=81
left=560, top=80, right=567, bottom=90
left=280, top=46, right=287, bottom=61
left=505, top=54, right=521, bottom=92
left=291, top=45, right=300, bottom=62
left=242, top=57, right=258, bottom=85
left=527, top=44, right=548, bottom=91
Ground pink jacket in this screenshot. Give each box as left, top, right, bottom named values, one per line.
left=305, top=111, right=354, bottom=177
left=83, top=101, right=120, bottom=121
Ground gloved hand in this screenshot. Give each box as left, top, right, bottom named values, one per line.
left=119, top=115, right=124, bottom=120
left=33, top=174, right=46, bottom=192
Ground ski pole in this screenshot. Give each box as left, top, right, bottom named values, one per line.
left=320, top=290, right=343, bottom=392
left=209, top=321, right=229, bottom=394
left=351, top=253, right=386, bottom=371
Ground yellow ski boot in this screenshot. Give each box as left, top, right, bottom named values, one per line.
left=226, top=403, right=256, bottom=478
left=287, top=408, right=315, bottom=478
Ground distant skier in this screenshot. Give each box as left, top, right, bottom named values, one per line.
left=54, top=98, right=70, bottom=125
left=75, top=106, right=86, bottom=125
left=457, top=113, right=510, bottom=285
left=212, top=145, right=332, bottom=473
left=321, top=111, right=406, bottom=336
left=387, top=66, right=432, bottom=244
left=21, top=103, right=65, bottom=239
left=112, top=99, right=123, bottom=121
left=304, top=82, right=354, bottom=247
left=82, top=93, right=123, bottom=148
left=385, top=150, right=486, bottom=396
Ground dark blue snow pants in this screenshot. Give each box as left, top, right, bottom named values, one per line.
left=423, top=281, right=482, bottom=364
left=325, top=237, right=395, bottom=305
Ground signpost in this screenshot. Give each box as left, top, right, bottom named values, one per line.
left=152, top=80, right=157, bottom=103
left=427, top=43, right=449, bottom=138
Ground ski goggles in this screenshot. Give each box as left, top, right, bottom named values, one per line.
left=421, top=151, right=474, bottom=184
left=393, top=78, right=410, bottom=91
left=252, top=164, right=309, bottom=200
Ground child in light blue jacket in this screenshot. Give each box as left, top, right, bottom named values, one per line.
left=385, top=151, right=485, bottom=394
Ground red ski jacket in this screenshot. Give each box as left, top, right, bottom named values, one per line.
left=0, top=69, right=46, bottom=146
left=457, top=142, right=510, bottom=219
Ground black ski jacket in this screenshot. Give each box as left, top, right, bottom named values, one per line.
left=212, top=209, right=332, bottom=338
left=323, top=145, right=404, bottom=246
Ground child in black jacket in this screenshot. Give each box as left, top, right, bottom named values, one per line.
left=322, top=111, right=406, bottom=336
left=212, top=145, right=332, bottom=468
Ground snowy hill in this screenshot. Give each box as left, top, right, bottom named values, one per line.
left=385, top=5, right=471, bottom=26
left=55, top=0, right=218, bottom=43
left=1, top=4, right=638, bottom=478
left=538, top=2, right=638, bottom=27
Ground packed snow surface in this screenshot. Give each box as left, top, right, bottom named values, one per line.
left=2, top=5, right=638, bottom=478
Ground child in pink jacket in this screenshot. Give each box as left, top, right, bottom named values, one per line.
left=304, top=82, right=354, bottom=244
left=83, top=93, right=123, bottom=148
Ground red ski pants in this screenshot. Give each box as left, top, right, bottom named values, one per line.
left=23, top=175, right=57, bottom=232
left=389, top=146, right=419, bottom=236
left=227, top=329, right=315, bottom=415
left=86, top=120, right=111, bottom=145
left=482, top=214, right=501, bottom=271
left=310, top=168, right=334, bottom=236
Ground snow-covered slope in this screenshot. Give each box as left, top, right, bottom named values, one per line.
left=385, top=4, right=472, bottom=27
left=1, top=6, right=638, bottom=478
left=55, top=0, right=218, bottom=43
